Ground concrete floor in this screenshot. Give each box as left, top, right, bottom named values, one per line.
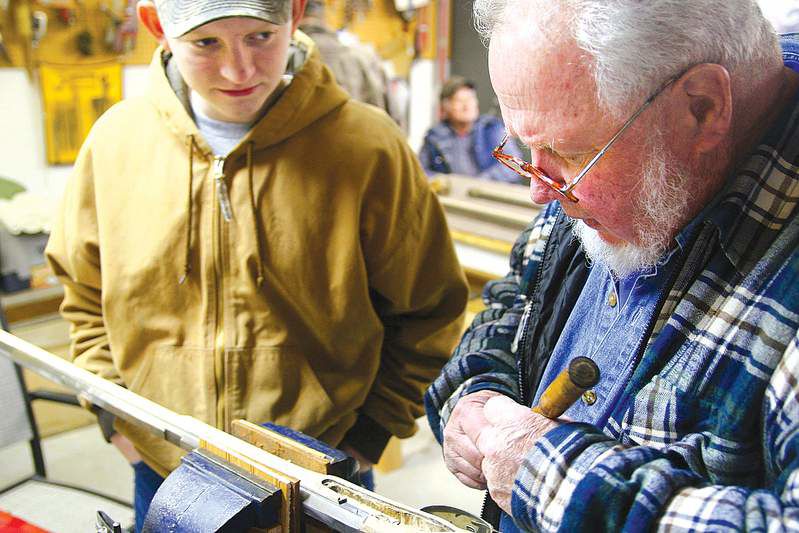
left=0, top=419, right=484, bottom=531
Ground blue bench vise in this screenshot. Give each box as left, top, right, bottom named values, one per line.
left=141, top=421, right=359, bottom=532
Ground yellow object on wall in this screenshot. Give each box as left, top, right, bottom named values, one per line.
left=39, top=61, right=121, bottom=164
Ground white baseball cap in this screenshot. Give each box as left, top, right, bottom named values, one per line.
left=154, top=0, right=292, bottom=37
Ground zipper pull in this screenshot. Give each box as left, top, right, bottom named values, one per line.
left=511, top=299, right=533, bottom=354
left=213, top=156, right=233, bottom=222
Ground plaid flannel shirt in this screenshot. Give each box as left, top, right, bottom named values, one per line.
left=426, top=79, right=799, bottom=532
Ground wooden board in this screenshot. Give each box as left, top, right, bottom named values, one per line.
left=201, top=440, right=301, bottom=533
left=232, top=419, right=334, bottom=476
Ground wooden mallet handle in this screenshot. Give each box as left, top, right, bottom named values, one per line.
left=532, top=356, right=600, bottom=419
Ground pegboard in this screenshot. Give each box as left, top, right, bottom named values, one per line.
left=0, top=0, right=440, bottom=76
left=0, top=0, right=157, bottom=72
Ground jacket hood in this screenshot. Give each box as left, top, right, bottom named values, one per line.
left=145, top=29, right=350, bottom=155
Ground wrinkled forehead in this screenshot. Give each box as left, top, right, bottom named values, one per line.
left=488, top=11, right=601, bottom=141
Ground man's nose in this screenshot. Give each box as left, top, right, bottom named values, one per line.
left=525, top=155, right=561, bottom=204
left=529, top=178, right=562, bottom=205
left=221, top=44, right=256, bottom=84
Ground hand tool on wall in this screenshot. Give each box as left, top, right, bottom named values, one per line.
left=74, top=0, right=93, bottom=55
left=31, top=10, right=46, bottom=47
left=115, top=0, right=138, bottom=54
left=532, top=356, right=600, bottom=419
left=56, top=7, right=76, bottom=26
left=13, top=0, right=33, bottom=78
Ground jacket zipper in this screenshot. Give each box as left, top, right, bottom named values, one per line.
left=513, top=299, right=535, bottom=406
left=479, top=211, right=556, bottom=525
left=213, top=156, right=233, bottom=222
left=516, top=209, right=556, bottom=407
left=211, top=156, right=227, bottom=429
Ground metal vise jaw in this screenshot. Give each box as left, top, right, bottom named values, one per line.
left=142, top=448, right=282, bottom=532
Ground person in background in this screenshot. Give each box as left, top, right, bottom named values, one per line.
left=426, top=0, right=799, bottom=531
left=46, top=0, right=468, bottom=530
left=419, top=76, right=524, bottom=183
left=299, top=0, right=389, bottom=110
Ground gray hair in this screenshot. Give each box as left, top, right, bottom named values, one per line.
left=475, top=0, right=781, bottom=114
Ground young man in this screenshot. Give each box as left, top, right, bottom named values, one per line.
left=426, top=0, right=799, bottom=531
left=46, top=0, right=468, bottom=529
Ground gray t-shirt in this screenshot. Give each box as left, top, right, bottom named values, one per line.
left=190, top=91, right=252, bottom=156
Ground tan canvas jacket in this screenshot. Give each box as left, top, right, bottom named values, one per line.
left=46, top=33, right=468, bottom=476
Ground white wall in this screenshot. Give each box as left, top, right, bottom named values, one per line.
left=0, top=65, right=149, bottom=198
left=759, top=0, right=799, bottom=33
left=407, top=59, right=436, bottom=152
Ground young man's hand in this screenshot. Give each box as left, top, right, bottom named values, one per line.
left=339, top=444, right=374, bottom=472
left=110, top=433, right=143, bottom=464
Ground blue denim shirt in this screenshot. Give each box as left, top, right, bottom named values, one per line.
left=531, top=236, right=687, bottom=427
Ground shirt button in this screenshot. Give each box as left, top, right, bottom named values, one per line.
left=582, top=390, right=597, bottom=405
left=608, top=292, right=618, bottom=307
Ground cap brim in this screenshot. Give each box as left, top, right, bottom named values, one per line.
left=160, top=1, right=292, bottom=38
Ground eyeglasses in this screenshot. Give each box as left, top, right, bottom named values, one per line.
left=492, top=76, right=678, bottom=203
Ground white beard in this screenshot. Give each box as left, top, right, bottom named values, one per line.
left=571, top=131, right=691, bottom=279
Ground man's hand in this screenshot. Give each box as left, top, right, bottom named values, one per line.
left=339, top=444, right=374, bottom=473
left=110, top=433, right=142, bottom=464
left=473, top=395, right=560, bottom=513
left=442, top=389, right=502, bottom=489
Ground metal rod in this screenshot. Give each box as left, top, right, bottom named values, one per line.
left=0, top=330, right=464, bottom=532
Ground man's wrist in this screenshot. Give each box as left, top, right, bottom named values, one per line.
left=96, top=408, right=117, bottom=443
left=340, top=414, right=391, bottom=465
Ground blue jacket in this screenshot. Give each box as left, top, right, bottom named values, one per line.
left=426, top=35, right=799, bottom=532
left=418, top=115, right=525, bottom=183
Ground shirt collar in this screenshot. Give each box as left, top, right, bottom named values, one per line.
left=704, top=85, right=799, bottom=275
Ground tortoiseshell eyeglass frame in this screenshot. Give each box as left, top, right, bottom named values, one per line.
left=492, top=75, right=679, bottom=203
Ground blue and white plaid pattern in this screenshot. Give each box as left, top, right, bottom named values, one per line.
left=426, top=88, right=799, bottom=531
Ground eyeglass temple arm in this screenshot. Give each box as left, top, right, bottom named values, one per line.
left=565, top=79, right=674, bottom=192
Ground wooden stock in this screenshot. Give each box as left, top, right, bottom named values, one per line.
left=532, top=356, right=600, bottom=419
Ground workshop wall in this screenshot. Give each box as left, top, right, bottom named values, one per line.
left=0, top=0, right=443, bottom=194
left=0, top=65, right=149, bottom=195
left=0, top=0, right=156, bottom=70
left=0, top=0, right=156, bottom=193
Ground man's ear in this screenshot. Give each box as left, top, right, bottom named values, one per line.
left=670, top=63, right=732, bottom=155
left=137, top=0, right=169, bottom=49
left=291, top=0, right=309, bottom=32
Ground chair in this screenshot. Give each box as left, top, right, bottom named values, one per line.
left=0, top=303, right=134, bottom=532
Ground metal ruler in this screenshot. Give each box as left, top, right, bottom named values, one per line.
left=0, top=329, right=466, bottom=532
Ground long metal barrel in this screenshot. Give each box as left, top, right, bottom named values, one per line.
left=0, top=330, right=464, bottom=532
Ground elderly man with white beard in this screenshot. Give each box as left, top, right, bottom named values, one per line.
left=425, top=1, right=799, bottom=531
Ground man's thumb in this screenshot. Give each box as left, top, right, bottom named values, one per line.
left=483, top=395, right=528, bottom=425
